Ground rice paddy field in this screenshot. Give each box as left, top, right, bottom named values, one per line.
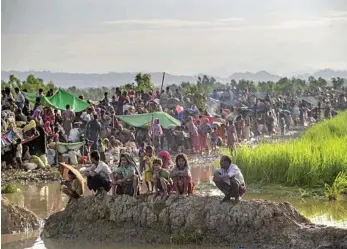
left=230, top=111, right=347, bottom=188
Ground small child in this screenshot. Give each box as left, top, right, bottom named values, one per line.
left=280, top=115, right=285, bottom=136
left=170, top=153, right=194, bottom=197
left=152, top=158, right=172, bottom=199
left=143, top=145, right=155, bottom=193
left=98, top=138, right=106, bottom=162
left=15, top=138, right=23, bottom=169
left=173, top=126, right=185, bottom=153
left=211, top=127, right=219, bottom=151
left=138, top=142, right=146, bottom=174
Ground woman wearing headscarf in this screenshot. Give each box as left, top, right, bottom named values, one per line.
left=150, top=118, right=163, bottom=152
left=112, top=153, right=141, bottom=197
left=62, top=104, right=75, bottom=137
left=227, top=120, right=238, bottom=151
left=44, top=121, right=53, bottom=137
left=186, top=116, right=199, bottom=153
left=158, top=150, right=174, bottom=170
left=198, top=118, right=212, bottom=153
left=44, top=108, right=55, bottom=127
left=103, top=138, right=113, bottom=153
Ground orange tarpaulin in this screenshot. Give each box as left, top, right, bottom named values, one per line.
left=59, top=163, right=85, bottom=195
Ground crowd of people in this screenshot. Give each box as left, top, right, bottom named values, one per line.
left=63, top=149, right=245, bottom=204
left=2, top=83, right=346, bottom=203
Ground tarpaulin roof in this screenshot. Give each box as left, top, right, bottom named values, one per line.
left=23, top=90, right=90, bottom=112
left=117, top=112, right=181, bottom=129
left=301, top=96, right=319, bottom=106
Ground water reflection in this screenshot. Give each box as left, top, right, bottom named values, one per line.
left=2, top=180, right=347, bottom=249
left=3, top=183, right=69, bottom=219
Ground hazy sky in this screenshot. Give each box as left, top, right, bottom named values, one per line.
left=2, top=0, right=347, bottom=76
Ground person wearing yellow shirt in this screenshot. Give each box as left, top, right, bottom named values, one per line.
left=143, top=145, right=155, bottom=193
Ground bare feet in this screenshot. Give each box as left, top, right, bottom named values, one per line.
left=221, top=195, right=231, bottom=203
left=233, top=197, right=241, bottom=204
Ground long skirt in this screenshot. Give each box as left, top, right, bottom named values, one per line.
left=116, top=181, right=140, bottom=196
left=87, top=174, right=111, bottom=192
left=190, top=134, right=199, bottom=153
left=199, top=135, right=209, bottom=152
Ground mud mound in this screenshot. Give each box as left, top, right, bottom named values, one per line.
left=42, top=195, right=347, bottom=249
left=1, top=197, right=41, bottom=234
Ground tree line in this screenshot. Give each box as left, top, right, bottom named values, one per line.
left=2, top=73, right=346, bottom=110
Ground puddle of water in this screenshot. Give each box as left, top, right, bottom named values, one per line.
left=2, top=176, right=347, bottom=249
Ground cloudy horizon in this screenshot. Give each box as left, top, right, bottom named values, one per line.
left=2, top=0, right=347, bottom=77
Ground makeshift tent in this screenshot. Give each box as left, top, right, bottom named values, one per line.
left=117, top=112, right=181, bottom=129
left=301, top=96, right=319, bottom=107
left=23, top=90, right=90, bottom=112
left=56, top=141, right=85, bottom=154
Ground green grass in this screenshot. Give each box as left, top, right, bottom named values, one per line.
left=226, top=112, right=347, bottom=190
left=1, top=181, right=21, bottom=193
left=324, top=171, right=347, bottom=201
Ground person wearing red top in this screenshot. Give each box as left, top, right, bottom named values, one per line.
left=128, top=90, right=135, bottom=96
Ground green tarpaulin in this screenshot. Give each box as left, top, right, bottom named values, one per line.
left=117, top=112, right=181, bottom=129
left=23, top=90, right=90, bottom=112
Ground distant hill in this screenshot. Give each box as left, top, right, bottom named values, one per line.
left=229, top=69, right=347, bottom=82
left=229, top=70, right=281, bottom=82
left=0, top=71, right=229, bottom=88
left=305, top=69, right=347, bottom=80
left=1, top=69, right=346, bottom=88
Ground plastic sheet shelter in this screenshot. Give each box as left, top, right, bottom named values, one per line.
left=23, top=90, right=90, bottom=112
left=117, top=112, right=181, bottom=129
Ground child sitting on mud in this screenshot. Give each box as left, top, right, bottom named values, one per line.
left=170, top=153, right=194, bottom=197
left=61, top=170, right=83, bottom=205
left=152, top=158, right=172, bottom=199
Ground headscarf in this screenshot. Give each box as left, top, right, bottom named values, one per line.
left=44, top=121, right=52, bottom=134
left=118, top=153, right=142, bottom=180
left=159, top=150, right=173, bottom=169
left=103, top=138, right=112, bottom=152
left=118, top=152, right=137, bottom=167
left=23, top=120, right=36, bottom=133
left=186, top=116, right=198, bottom=135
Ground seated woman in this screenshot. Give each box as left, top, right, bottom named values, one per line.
left=23, top=120, right=38, bottom=138
left=158, top=150, right=174, bottom=170
left=112, top=153, right=140, bottom=197
left=85, top=151, right=112, bottom=196
left=61, top=170, right=83, bottom=206
left=103, top=138, right=113, bottom=153
left=213, top=155, right=246, bottom=203
left=152, top=158, right=172, bottom=199
left=170, top=153, right=194, bottom=197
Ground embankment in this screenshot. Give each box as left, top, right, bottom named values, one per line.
left=1, top=197, right=41, bottom=234
left=42, top=195, right=347, bottom=249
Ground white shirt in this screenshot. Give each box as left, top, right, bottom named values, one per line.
left=15, top=92, right=25, bottom=103
left=94, top=161, right=112, bottom=181
left=81, top=112, right=91, bottom=122
left=216, top=164, right=245, bottom=185
left=16, top=144, right=22, bottom=158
